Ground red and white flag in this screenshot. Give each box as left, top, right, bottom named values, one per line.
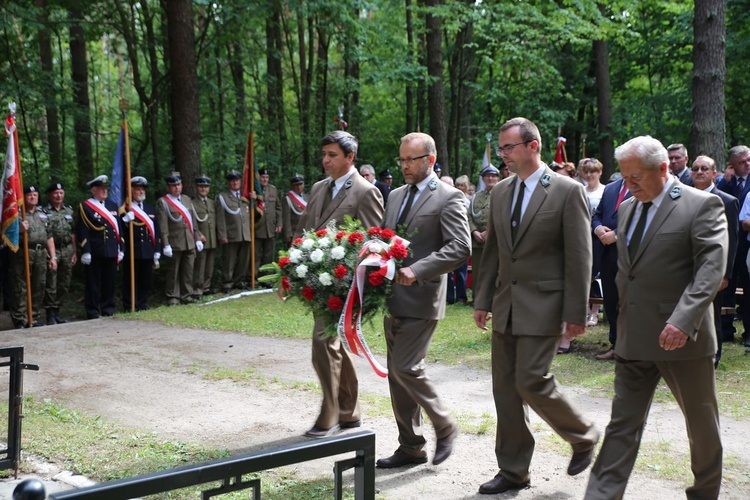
left=2, top=111, right=22, bottom=252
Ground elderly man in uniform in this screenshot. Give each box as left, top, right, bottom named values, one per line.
left=255, top=168, right=282, bottom=274
left=468, top=164, right=500, bottom=299
left=192, top=174, right=217, bottom=297
left=585, top=136, right=726, bottom=499
left=76, top=175, right=121, bottom=319
left=157, top=172, right=204, bottom=306
left=10, top=185, right=57, bottom=328
left=121, top=176, right=161, bottom=311
left=216, top=170, right=251, bottom=292
left=42, top=181, right=75, bottom=325
left=296, top=130, right=384, bottom=438
left=282, top=174, right=306, bottom=245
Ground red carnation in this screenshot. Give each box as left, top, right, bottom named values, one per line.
left=278, top=256, right=291, bottom=269
left=301, top=286, right=315, bottom=301
left=336, top=231, right=347, bottom=241
left=292, top=237, right=303, bottom=246
left=348, top=232, right=364, bottom=245
left=334, top=265, right=348, bottom=279
left=282, top=276, right=291, bottom=292
left=316, top=229, right=328, bottom=238
left=368, top=227, right=382, bottom=237
left=381, top=228, right=395, bottom=240
left=390, top=242, right=408, bottom=260
left=327, top=296, right=344, bottom=311
left=368, top=271, right=385, bottom=287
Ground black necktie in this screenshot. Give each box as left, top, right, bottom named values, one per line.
left=628, top=201, right=652, bottom=261
left=321, top=180, right=334, bottom=211
left=738, top=177, right=745, bottom=192
left=511, top=181, right=526, bottom=243
left=398, top=185, right=419, bottom=226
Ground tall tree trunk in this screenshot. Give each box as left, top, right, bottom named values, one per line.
left=69, top=6, right=94, bottom=186
left=266, top=3, right=286, bottom=166
left=691, top=0, right=726, bottom=168
left=36, top=0, right=62, bottom=177
left=594, top=34, right=614, bottom=180
left=229, top=41, right=247, bottom=160
left=405, top=0, right=415, bottom=133
left=298, top=11, right=313, bottom=171
left=424, top=0, right=449, bottom=173
left=315, top=21, right=330, bottom=139
left=165, top=0, right=202, bottom=196
left=141, top=0, right=161, bottom=179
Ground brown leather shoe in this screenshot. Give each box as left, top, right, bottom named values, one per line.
left=339, top=419, right=362, bottom=429
left=304, top=424, right=340, bottom=439
left=595, top=349, right=615, bottom=360
left=478, top=474, right=530, bottom=494
left=376, top=450, right=428, bottom=469
left=567, top=447, right=595, bottom=476
left=433, top=427, right=458, bottom=465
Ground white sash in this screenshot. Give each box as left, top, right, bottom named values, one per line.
left=286, top=191, right=307, bottom=215
left=162, top=195, right=194, bottom=234
left=85, top=199, right=120, bottom=241
left=131, top=203, right=156, bottom=246
left=218, top=193, right=242, bottom=215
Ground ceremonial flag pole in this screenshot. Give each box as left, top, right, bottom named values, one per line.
left=110, top=101, right=133, bottom=310
left=121, top=100, right=135, bottom=312
left=241, top=131, right=256, bottom=289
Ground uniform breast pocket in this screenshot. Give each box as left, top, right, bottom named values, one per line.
left=535, top=210, right=557, bottom=220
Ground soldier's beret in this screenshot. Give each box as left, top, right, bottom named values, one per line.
left=165, top=172, right=182, bottom=185
left=290, top=174, right=304, bottom=185
left=195, top=174, right=211, bottom=186
left=225, top=170, right=241, bottom=181
left=86, top=175, right=109, bottom=188
left=258, top=168, right=270, bottom=176
left=24, top=185, right=39, bottom=194
left=480, top=165, right=500, bottom=177
left=131, top=176, right=148, bottom=187
left=46, top=182, right=64, bottom=193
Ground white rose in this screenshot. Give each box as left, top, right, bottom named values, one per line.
left=289, top=249, right=303, bottom=263
left=310, top=249, right=325, bottom=263
left=367, top=241, right=384, bottom=254
left=296, top=264, right=308, bottom=278
left=319, top=272, right=333, bottom=286
left=318, top=237, right=332, bottom=248
left=302, top=238, right=315, bottom=250
left=330, top=246, right=346, bottom=260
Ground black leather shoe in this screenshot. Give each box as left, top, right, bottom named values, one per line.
left=339, top=420, right=362, bottom=429
left=304, top=424, right=340, bottom=439
left=433, top=427, right=458, bottom=465
left=567, top=447, right=595, bottom=476
left=376, top=450, right=428, bottom=469
left=478, top=474, right=530, bottom=494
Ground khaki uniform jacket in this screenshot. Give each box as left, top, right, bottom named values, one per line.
left=295, top=170, right=384, bottom=236
left=383, top=175, right=471, bottom=320
left=282, top=191, right=307, bottom=241
left=256, top=184, right=282, bottom=238
left=615, top=181, right=727, bottom=360
left=215, top=191, right=251, bottom=243
left=193, top=196, right=217, bottom=249
left=468, top=189, right=491, bottom=234
left=156, top=195, right=203, bottom=252
left=475, top=167, right=592, bottom=335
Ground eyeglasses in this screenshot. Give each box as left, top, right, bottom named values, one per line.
left=690, top=165, right=712, bottom=172
left=496, top=141, right=531, bottom=156
left=396, top=154, right=430, bottom=167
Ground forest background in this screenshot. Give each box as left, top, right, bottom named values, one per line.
left=0, top=0, right=744, bottom=203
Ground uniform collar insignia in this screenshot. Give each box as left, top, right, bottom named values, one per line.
left=429, top=179, right=438, bottom=191
left=669, top=186, right=682, bottom=199
left=540, top=174, right=552, bottom=187
left=344, top=179, right=353, bottom=189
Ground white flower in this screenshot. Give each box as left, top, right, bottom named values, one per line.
left=367, top=241, right=385, bottom=254
left=301, top=238, right=315, bottom=250
left=288, top=249, right=303, bottom=263
left=330, top=246, right=346, bottom=260
left=296, top=264, right=308, bottom=278
left=318, top=237, right=332, bottom=248
left=319, top=272, right=333, bottom=286
left=310, top=249, right=325, bottom=263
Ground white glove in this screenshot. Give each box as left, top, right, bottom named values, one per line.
left=122, top=211, right=135, bottom=222
left=117, top=251, right=125, bottom=263
left=196, top=240, right=204, bottom=252
left=163, top=245, right=173, bottom=257
left=81, top=253, right=92, bottom=265
left=153, top=252, right=161, bottom=266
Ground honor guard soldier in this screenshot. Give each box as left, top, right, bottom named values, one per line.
left=42, top=181, right=75, bottom=324
left=156, top=172, right=204, bottom=305
left=254, top=168, right=282, bottom=273
left=216, top=170, right=251, bottom=292
left=192, top=174, right=217, bottom=297
left=468, top=164, right=500, bottom=297
left=282, top=174, right=307, bottom=245
left=10, top=185, right=57, bottom=328
left=121, top=176, right=161, bottom=311
left=77, top=175, right=121, bottom=319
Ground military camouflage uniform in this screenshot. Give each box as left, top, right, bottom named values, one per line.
left=43, top=203, right=75, bottom=323
left=468, top=189, right=492, bottom=293
left=10, top=208, right=52, bottom=327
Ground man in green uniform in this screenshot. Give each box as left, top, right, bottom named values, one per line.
left=11, top=185, right=57, bottom=328
left=254, top=168, right=282, bottom=273
left=282, top=174, right=307, bottom=245
left=216, top=170, right=252, bottom=292
left=192, top=174, right=217, bottom=297
left=468, top=165, right=500, bottom=299
left=43, top=182, right=76, bottom=324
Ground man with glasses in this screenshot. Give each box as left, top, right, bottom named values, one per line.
left=295, top=131, right=384, bottom=439
left=473, top=117, right=598, bottom=494
left=667, top=143, right=693, bottom=187
left=691, top=155, right=738, bottom=365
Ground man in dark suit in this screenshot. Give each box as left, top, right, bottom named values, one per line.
left=667, top=143, right=694, bottom=187
left=375, top=132, right=470, bottom=469
left=691, top=155, right=738, bottom=366
left=76, top=175, right=122, bottom=319
left=592, top=177, right=632, bottom=360
left=376, top=170, right=392, bottom=204
left=473, top=117, right=598, bottom=494
left=295, top=131, right=384, bottom=439
left=585, top=136, right=726, bottom=499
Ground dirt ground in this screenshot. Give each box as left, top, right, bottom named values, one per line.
left=0, top=315, right=748, bottom=499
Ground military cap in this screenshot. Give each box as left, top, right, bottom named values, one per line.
left=225, top=170, right=241, bottom=181
left=86, top=175, right=109, bottom=188
left=258, top=168, right=270, bottom=176
left=433, top=163, right=442, bottom=173
left=195, top=174, right=211, bottom=186
left=131, top=176, right=148, bottom=187
left=480, top=165, right=500, bottom=177
left=165, top=172, right=182, bottom=185
left=290, top=174, right=304, bottom=185
left=379, top=170, right=392, bottom=179
left=46, top=181, right=65, bottom=193
left=23, top=185, right=39, bottom=194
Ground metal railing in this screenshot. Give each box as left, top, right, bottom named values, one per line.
left=0, top=345, right=38, bottom=476
left=48, top=430, right=376, bottom=499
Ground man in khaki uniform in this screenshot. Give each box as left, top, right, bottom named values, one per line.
left=468, top=164, right=500, bottom=299
left=254, top=168, right=282, bottom=272
left=42, top=181, right=76, bottom=324
left=215, top=170, right=251, bottom=292
left=11, top=185, right=57, bottom=328
left=282, top=174, right=307, bottom=245
left=192, top=174, right=217, bottom=296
